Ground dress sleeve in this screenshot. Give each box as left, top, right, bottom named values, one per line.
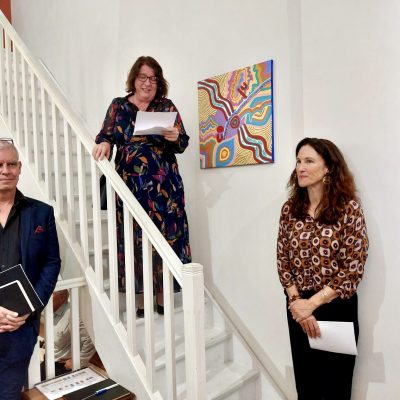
left=330, top=201, right=369, bottom=299
left=277, top=203, right=295, bottom=289
left=163, top=100, right=190, bottom=154
left=95, top=98, right=120, bottom=145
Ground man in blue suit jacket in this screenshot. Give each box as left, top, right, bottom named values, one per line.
left=0, top=139, right=61, bottom=399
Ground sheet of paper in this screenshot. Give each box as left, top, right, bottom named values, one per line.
left=308, top=321, right=358, bottom=355
left=35, top=367, right=105, bottom=400
left=134, top=111, right=177, bottom=135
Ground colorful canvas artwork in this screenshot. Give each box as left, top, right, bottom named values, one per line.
left=198, top=60, right=274, bottom=169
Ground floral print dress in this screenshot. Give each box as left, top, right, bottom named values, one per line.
left=95, top=95, right=191, bottom=293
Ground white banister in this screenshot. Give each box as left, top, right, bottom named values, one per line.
left=0, top=11, right=206, bottom=400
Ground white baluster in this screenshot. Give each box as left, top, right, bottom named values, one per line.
left=41, top=86, right=50, bottom=197
left=163, top=263, right=177, bottom=400
left=77, top=141, right=89, bottom=265
left=31, top=72, right=39, bottom=178
left=63, top=121, right=75, bottom=240
left=51, top=101, right=62, bottom=216
left=107, top=176, right=119, bottom=323
left=182, top=263, right=206, bottom=400
left=123, top=206, right=137, bottom=355
left=91, top=162, right=104, bottom=291
left=13, top=46, right=22, bottom=143
left=5, top=33, right=13, bottom=131
left=44, top=296, right=56, bottom=380
left=70, top=287, right=81, bottom=371
left=143, top=232, right=155, bottom=391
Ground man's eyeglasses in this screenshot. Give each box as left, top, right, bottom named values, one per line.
left=0, top=137, right=14, bottom=144
left=137, top=74, right=159, bottom=84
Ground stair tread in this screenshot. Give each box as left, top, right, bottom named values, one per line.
left=178, top=362, right=259, bottom=400
left=207, top=364, right=259, bottom=399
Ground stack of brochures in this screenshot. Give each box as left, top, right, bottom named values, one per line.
left=35, top=367, right=132, bottom=400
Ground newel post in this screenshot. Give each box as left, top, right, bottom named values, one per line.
left=182, top=263, right=206, bottom=400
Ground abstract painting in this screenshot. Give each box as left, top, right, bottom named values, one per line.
left=198, top=60, right=274, bottom=169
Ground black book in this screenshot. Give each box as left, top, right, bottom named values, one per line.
left=0, top=264, right=43, bottom=315
left=63, top=378, right=132, bottom=400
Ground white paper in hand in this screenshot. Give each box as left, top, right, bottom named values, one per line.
left=134, top=111, right=177, bottom=135
left=308, top=321, right=358, bottom=355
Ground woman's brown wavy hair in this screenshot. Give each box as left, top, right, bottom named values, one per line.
left=288, top=137, right=358, bottom=224
left=126, top=56, right=169, bottom=99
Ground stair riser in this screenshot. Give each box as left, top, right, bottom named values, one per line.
left=155, top=333, right=234, bottom=399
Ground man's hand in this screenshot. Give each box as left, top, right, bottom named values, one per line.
left=0, top=306, right=29, bottom=333
left=62, top=358, right=73, bottom=370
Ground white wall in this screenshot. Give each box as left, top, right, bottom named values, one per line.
left=301, top=1, right=400, bottom=398
left=11, top=0, right=399, bottom=398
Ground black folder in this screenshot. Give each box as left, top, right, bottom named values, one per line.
left=63, top=378, right=132, bottom=400
left=0, top=264, right=43, bottom=315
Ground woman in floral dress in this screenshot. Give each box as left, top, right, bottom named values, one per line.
left=92, top=56, right=191, bottom=316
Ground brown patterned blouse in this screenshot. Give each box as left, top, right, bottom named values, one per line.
left=277, top=199, right=369, bottom=299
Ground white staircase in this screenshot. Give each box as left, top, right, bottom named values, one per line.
left=0, top=11, right=287, bottom=400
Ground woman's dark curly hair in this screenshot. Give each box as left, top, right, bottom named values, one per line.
left=126, top=56, right=169, bottom=99
left=288, top=137, right=358, bottom=224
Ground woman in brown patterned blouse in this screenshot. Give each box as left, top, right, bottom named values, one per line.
left=277, top=138, right=369, bottom=400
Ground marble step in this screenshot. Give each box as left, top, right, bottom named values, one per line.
left=178, top=362, right=259, bottom=400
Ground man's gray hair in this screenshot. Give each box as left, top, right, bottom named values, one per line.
left=0, top=139, right=19, bottom=160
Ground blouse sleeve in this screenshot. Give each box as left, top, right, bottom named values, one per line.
left=277, top=202, right=295, bottom=289
left=330, top=200, right=369, bottom=299
left=95, top=98, right=121, bottom=145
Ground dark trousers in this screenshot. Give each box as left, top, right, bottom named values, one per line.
left=0, top=323, right=37, bottom=399
left=287, top=291, right=359, bottom=400
left=0, top=357, right=31, bottom=399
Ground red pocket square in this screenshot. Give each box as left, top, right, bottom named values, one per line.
left=34, top=226, right=44, bottom=234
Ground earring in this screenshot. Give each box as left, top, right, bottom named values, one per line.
left=322, top=174, right=331, bottom=185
